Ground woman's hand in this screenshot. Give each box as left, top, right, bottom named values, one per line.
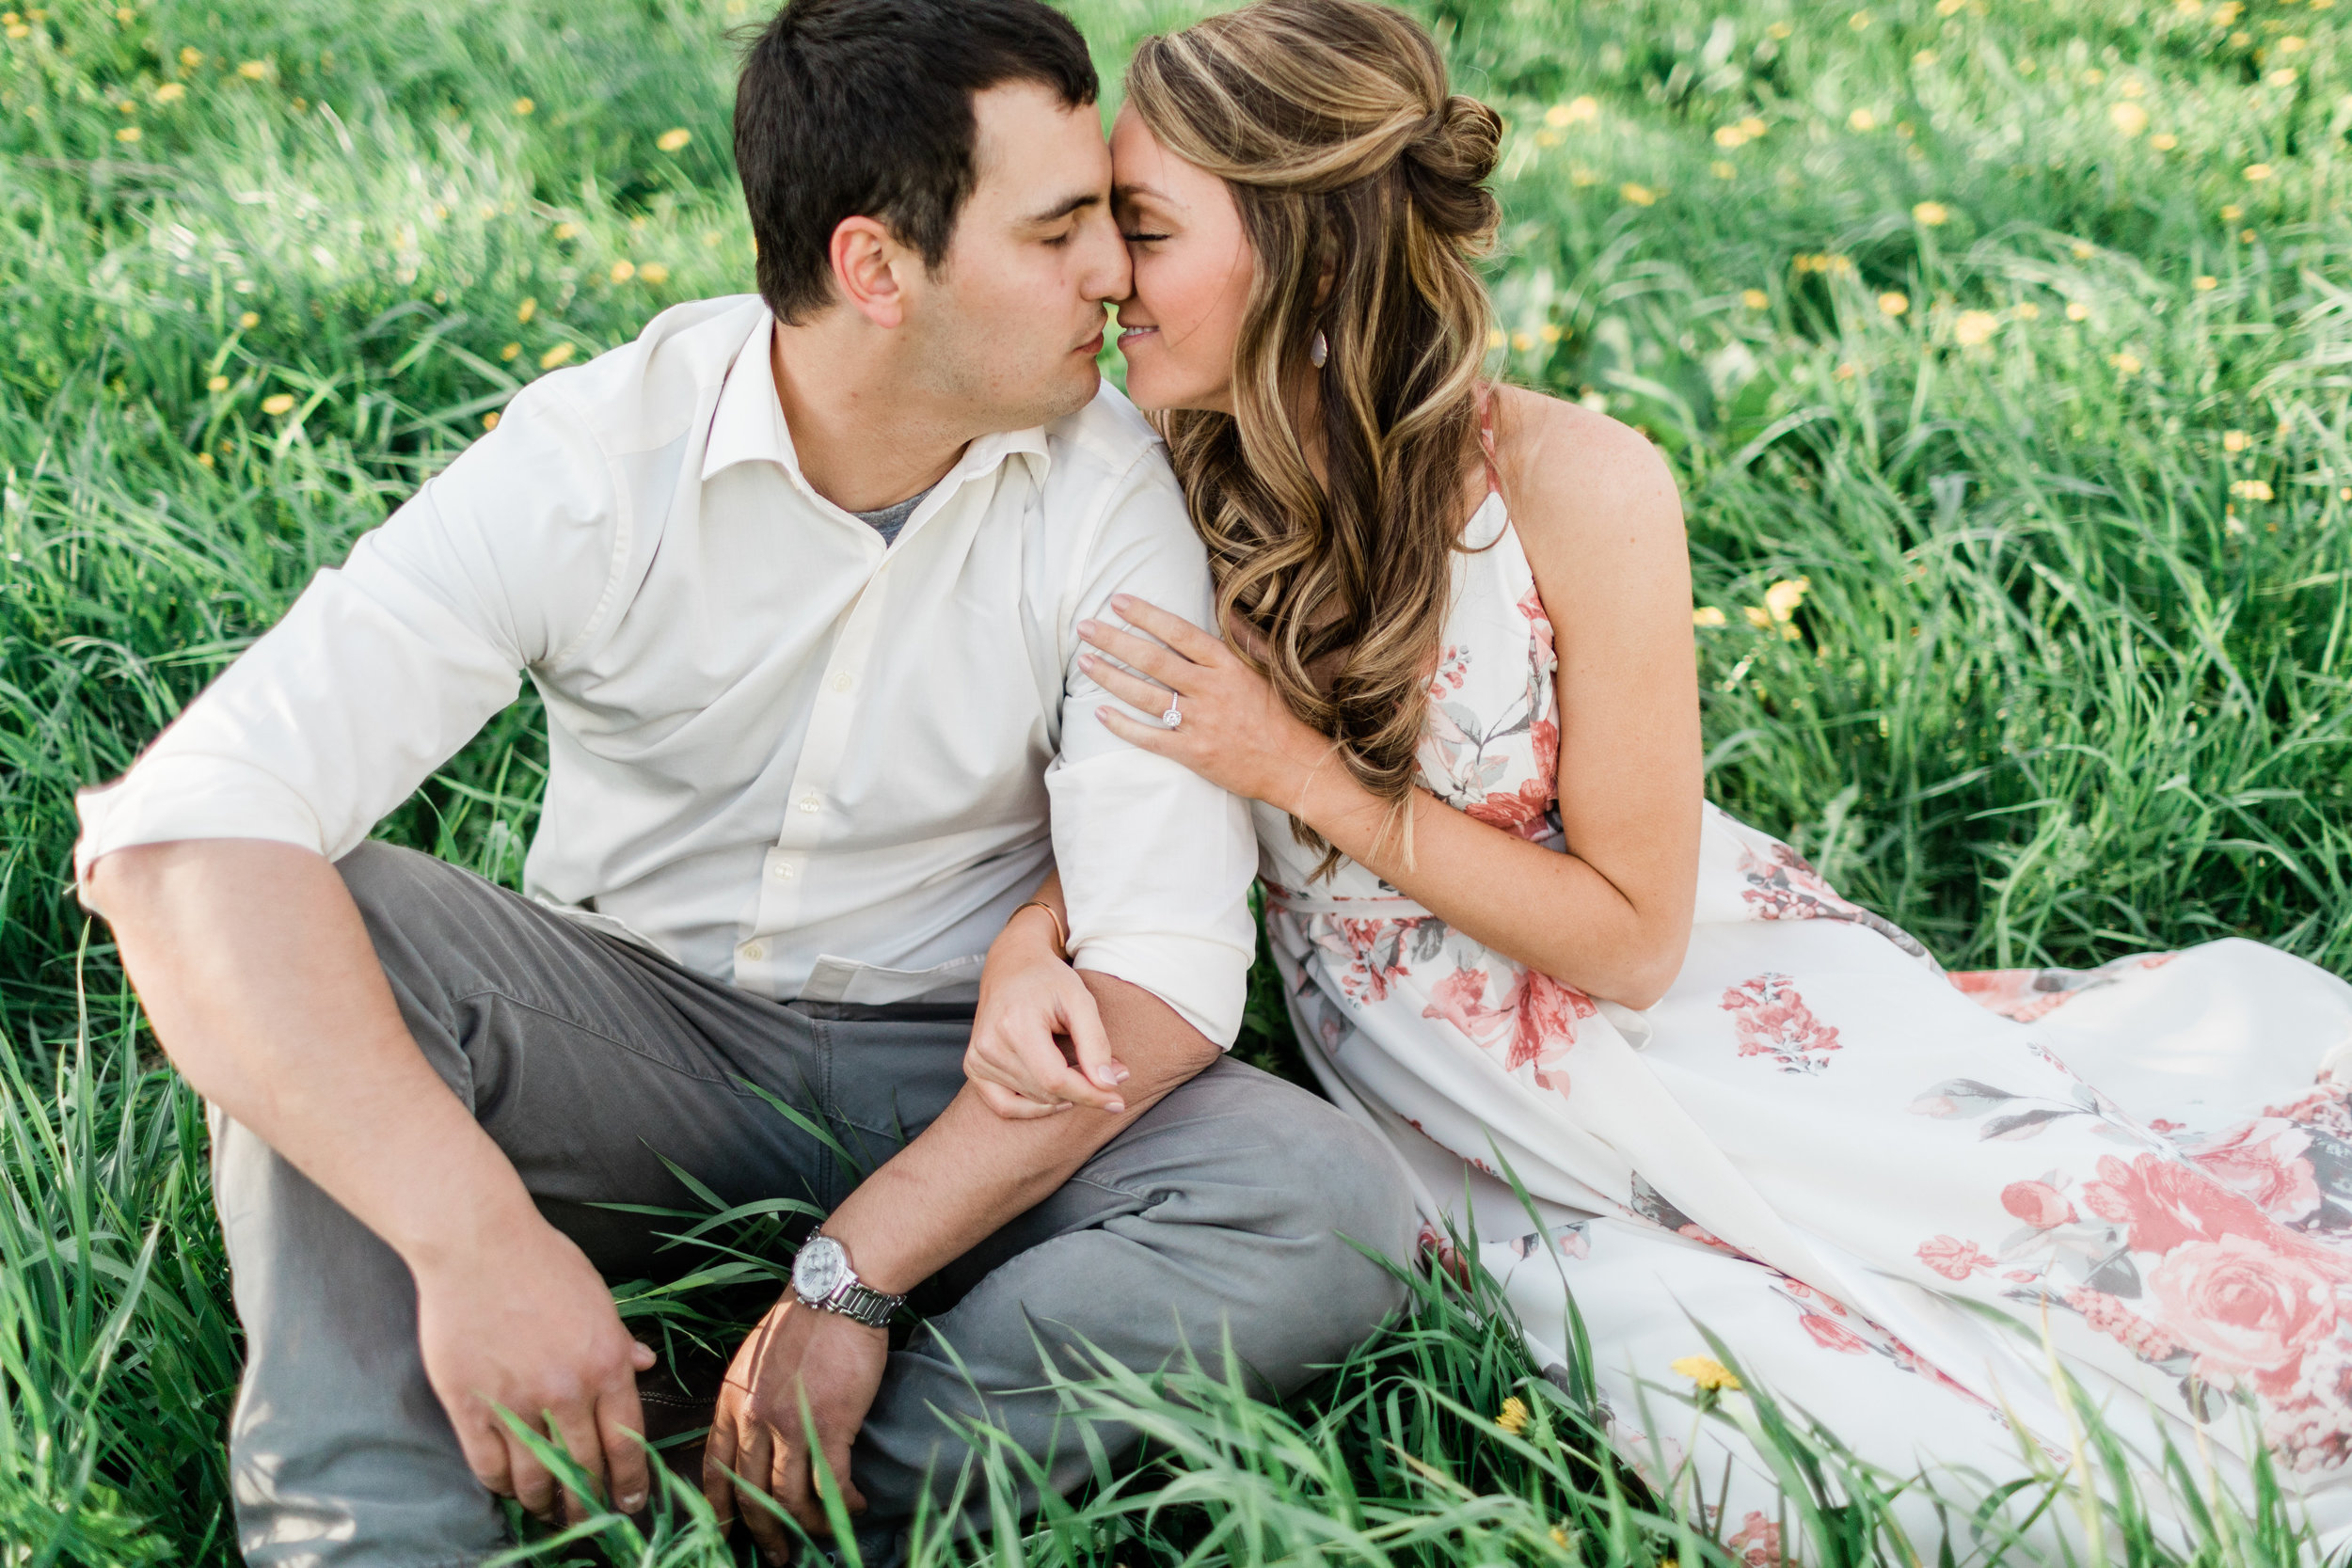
left=965, top=903, right=1128, bottom=1120
left=1079, top=594, right=1337, bottom=811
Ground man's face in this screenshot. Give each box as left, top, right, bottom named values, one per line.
left=899, top=81, right=1129, bottom=432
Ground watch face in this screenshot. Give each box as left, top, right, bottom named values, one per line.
left=794, top=1235, right=848, bottom=1302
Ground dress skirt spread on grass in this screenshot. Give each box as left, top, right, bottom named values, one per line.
left=1257, top=489, right=2352, bottom=1548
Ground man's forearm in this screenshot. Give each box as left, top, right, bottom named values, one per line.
left=88, top=838, right=541, bottom=1267
left=821, top=972, right=1218, bottom=1294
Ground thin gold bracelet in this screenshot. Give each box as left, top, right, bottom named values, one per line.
left=1014, top=899, right=1070, bottom=959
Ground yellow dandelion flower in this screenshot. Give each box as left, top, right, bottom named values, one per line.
left=119, top=99, right=138, bottom=114
left=2083, top=67, right=2107, bottom=84
left=116, top=5, right=133, bottom=20
left=1550, top=1527, right=1572, bottom=1549
left=2280, top=34, right=2308, bottom=50
left=2195, top=275, right=2218, bottom=291
left=2071, top=241, right=2094, bottom=260
left=2341, top=488, right=2351, bottom=501
left=511, top=96, right=534, bottom=116
left=2245, top=163, right=2275, bottom=181
left=1828, top=254, right=1854, bottom=275
left=1620, top=182, right=1657, bottom=206
left=5, top=22, right=28, bottom=38
left=1741, top=288, right=1770, bottom=309
left=482, top=410, right=501, bottom=431
left=2014, top=300, right=2042, bottom=320
left=1914, top=48, right=1939, bottom=66
left=1935, top=0, right=1964, bottom=12
left=2066, top=301, right=2090, bottom=321
left=178, top=44, right=200, bottom=68
left=206, top=374, right=230, bottom=392
left=2266, top=68, right=2300, bottom=87
left=1534, top=129, right=1562, bottom=148
left=538, top=341, right=576, bottom=369
left=1495, top=1396, right=1531, bottom=1434
left=197, top=451, right=214, bottom=467
left=1563, top=95, right=1599, bottom=123
left=1511, top=330, right=1535, bottom=352
left=1692, top=606, right=1728, bottom=627
left=516, top=296, right=537, bottom=324
left=1672, top=1354, right=1743, bottom=1390
left=1768, top=20, right=1794, bottom=37
left=1487, top=328, right=1506, bottom=348
left=2242, top=227, right=2259, bottom=243
left=638, top=262, right=670, bottom=285
left=2224, top=429, right=2250, bottom=451
left=1567, top=166, right=1599, bottom=187
left=1953, top=309, right=2000, bottom=345
left=1712, top=124, right=1744, bottom=148
left=553, top=222, right=579, bottom=241
left=1739, top=117, right=1767, bottom=137
left=2109, top=351, right=2143, bottom=374
left=1879, top=291, right=1911, bottom=316
left=1765, top=578, right=1811, bottom=622
left=1744, top=605, right=1774, bottom=630
left=236, top=59, right=266, bottom=79
left=2215, top=1, right=2245, bottom=22
left=115, top=125, right=141, bottom=142
left=2151, top=133, right=2179, bottom=150
left=239, top=310, right=259, bottom=328
left=1849, top=8, right=1872, bottom=26
left=1711, top=160, right=1737, bottom=179
left=656, top=127, right=691, bottom=151
left=501, top=341, right=521, bottom=361
left=260, top=392, right=295, bottom=415
left=703, top=230, right=723, bottom=246
left=2121, top=77, right=2148, bottom=98
left=1539, top=322, right=1562, bottom=343
left=608, top=260, right=636, bottom=284
left=153, top=82, right=185, bottom=103
left=1543, top=103, right=1571, bottom=128
left=1849, top=107, right=1878, bottom=131
left=2233, top=478, right=2273, bottom=499
left=2221, top=203, right=2243, bottom=220
left=1912, top=200, right=1949, bottom=226
left=2109, top=102, right=2150, bottom=136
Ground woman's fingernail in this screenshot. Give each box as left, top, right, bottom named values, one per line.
left=1105, top=1100, right=1126, bottom=1115
left=1077, top=651, right=1096, bottom=667
left=1111, top=593, right=1134, bottom=610
left=1108, top=1065, right=1131, bottom=1085
left=1077, top=618, right=1098, bottom=636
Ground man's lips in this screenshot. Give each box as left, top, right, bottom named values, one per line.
left=1076, top=328, right=1104, bottom=356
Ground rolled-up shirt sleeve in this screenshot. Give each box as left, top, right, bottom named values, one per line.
left=1045, top=452, right=1257, bottom=1049
left=71, top=380, right=618, bottom=899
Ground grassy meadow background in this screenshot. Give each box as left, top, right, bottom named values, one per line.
left=8, top=0, right=2352, bottom=1560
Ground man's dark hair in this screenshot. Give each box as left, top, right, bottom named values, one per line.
left=735, top=0, right=1100, bottom=324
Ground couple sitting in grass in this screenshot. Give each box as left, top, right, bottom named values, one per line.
left=74, top=0, right=2352, bottom=1561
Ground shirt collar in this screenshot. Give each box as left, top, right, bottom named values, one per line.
left=700, top=308, right=1054, bottom=491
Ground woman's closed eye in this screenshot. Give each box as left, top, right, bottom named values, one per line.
left=1121, top=231, right=1170, bottom=244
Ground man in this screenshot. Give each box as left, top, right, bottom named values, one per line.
left=72, top=1, right=1414, bottom=1561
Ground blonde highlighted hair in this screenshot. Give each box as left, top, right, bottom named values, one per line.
left=1124, top=0, right=1502, bottom=876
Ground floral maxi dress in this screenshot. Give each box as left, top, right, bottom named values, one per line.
left=1258, top=488, right=2352, bottom=1549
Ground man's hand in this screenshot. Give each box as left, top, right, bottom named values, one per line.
left=412, top=1218, right=658, bottom=1523
left=703, top=1297, right=889, bottom=1560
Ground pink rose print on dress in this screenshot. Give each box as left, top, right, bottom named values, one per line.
left=1916, top=1235, right=1994, bottom=1279
left=1721, top=972, right=1841, bottom=1073
left=1727, top=1512, right=1783, bottom=1568
left=2002, top=1180, right=2077, bottom=1229
left=2062, top=1287, right=2183, bottom=1362
left=2149, top=1233, right=2344, bottom=1396
left=1502, top=967, right=1596, bottom=1091
left=1422, top=966, right=1506, bottom=1046
left=1948, top=951, right=2182, bottom=1024
left=2187, top=1121, right=2323, bottom=1226
left=1800, top=1312, right=1871, bottom=1354
left=2078, top=1152, right=2280, bottom=1256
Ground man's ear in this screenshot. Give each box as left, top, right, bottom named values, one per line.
left=829, top=215, right=912, bottom=329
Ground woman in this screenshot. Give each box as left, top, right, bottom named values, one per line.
left=967, top=0, right=2352, bottom=1543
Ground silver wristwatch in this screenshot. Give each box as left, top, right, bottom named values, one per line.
left=790, top=1234, right=904, bottom=1328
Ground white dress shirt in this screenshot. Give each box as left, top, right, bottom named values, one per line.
left=72, top=295, right=1258, bottom=1045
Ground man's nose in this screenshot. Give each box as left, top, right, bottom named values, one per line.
left=1082, top=208, right=1132, bottom=304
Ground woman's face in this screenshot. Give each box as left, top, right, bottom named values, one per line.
left=1109, top=104, right=1254, bottom=414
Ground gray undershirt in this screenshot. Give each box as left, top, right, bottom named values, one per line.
left=851, top=486, right=930, bottom=547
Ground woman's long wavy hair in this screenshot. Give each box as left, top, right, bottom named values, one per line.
left=1124, top=0, right=1502, bottom=877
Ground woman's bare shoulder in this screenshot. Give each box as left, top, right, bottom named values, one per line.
left=1487, top=384, right=1686, bottom=578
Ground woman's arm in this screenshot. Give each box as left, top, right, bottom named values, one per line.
left=1079, top=393, right=1701, bottom=1010
left=1307, top=393, right=1700, bottom=1006
left=963, top=867, right=1131, bottom=1117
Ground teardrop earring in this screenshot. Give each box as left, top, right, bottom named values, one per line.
left=1309, top=329, right=1329, bottom=369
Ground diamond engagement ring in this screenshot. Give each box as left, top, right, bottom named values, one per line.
left=1162, top=694, right=1183, bottom=728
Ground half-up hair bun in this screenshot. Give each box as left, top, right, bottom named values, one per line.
left=1404, top=94, right=1502, bottom=246
left=1126, top=0, right=1505, bottom=879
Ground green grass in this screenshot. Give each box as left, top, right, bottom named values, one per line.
left=7, top=0, right=2352, bottom=1560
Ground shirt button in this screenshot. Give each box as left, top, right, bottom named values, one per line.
left=741, top=941, right=768, bottom=962
left=771, top=862, right=797, bottom=880
left=798, top=793, right=822, bottom=814
left=831, top=671, right=854, bottom=693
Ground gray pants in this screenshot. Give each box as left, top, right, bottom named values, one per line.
left=212, top=843, right=1414, bottom=1566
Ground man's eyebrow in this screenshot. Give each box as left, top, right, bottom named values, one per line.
left=1112, top=182, right=1169, bottom=206
left=1022, top=190, right=1104, bottom=227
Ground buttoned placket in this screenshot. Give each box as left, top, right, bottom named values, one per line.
left=731, top=440, right=1039, bottom=995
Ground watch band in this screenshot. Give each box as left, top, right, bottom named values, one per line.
left=820, top=1276, right=903, bottom=1329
